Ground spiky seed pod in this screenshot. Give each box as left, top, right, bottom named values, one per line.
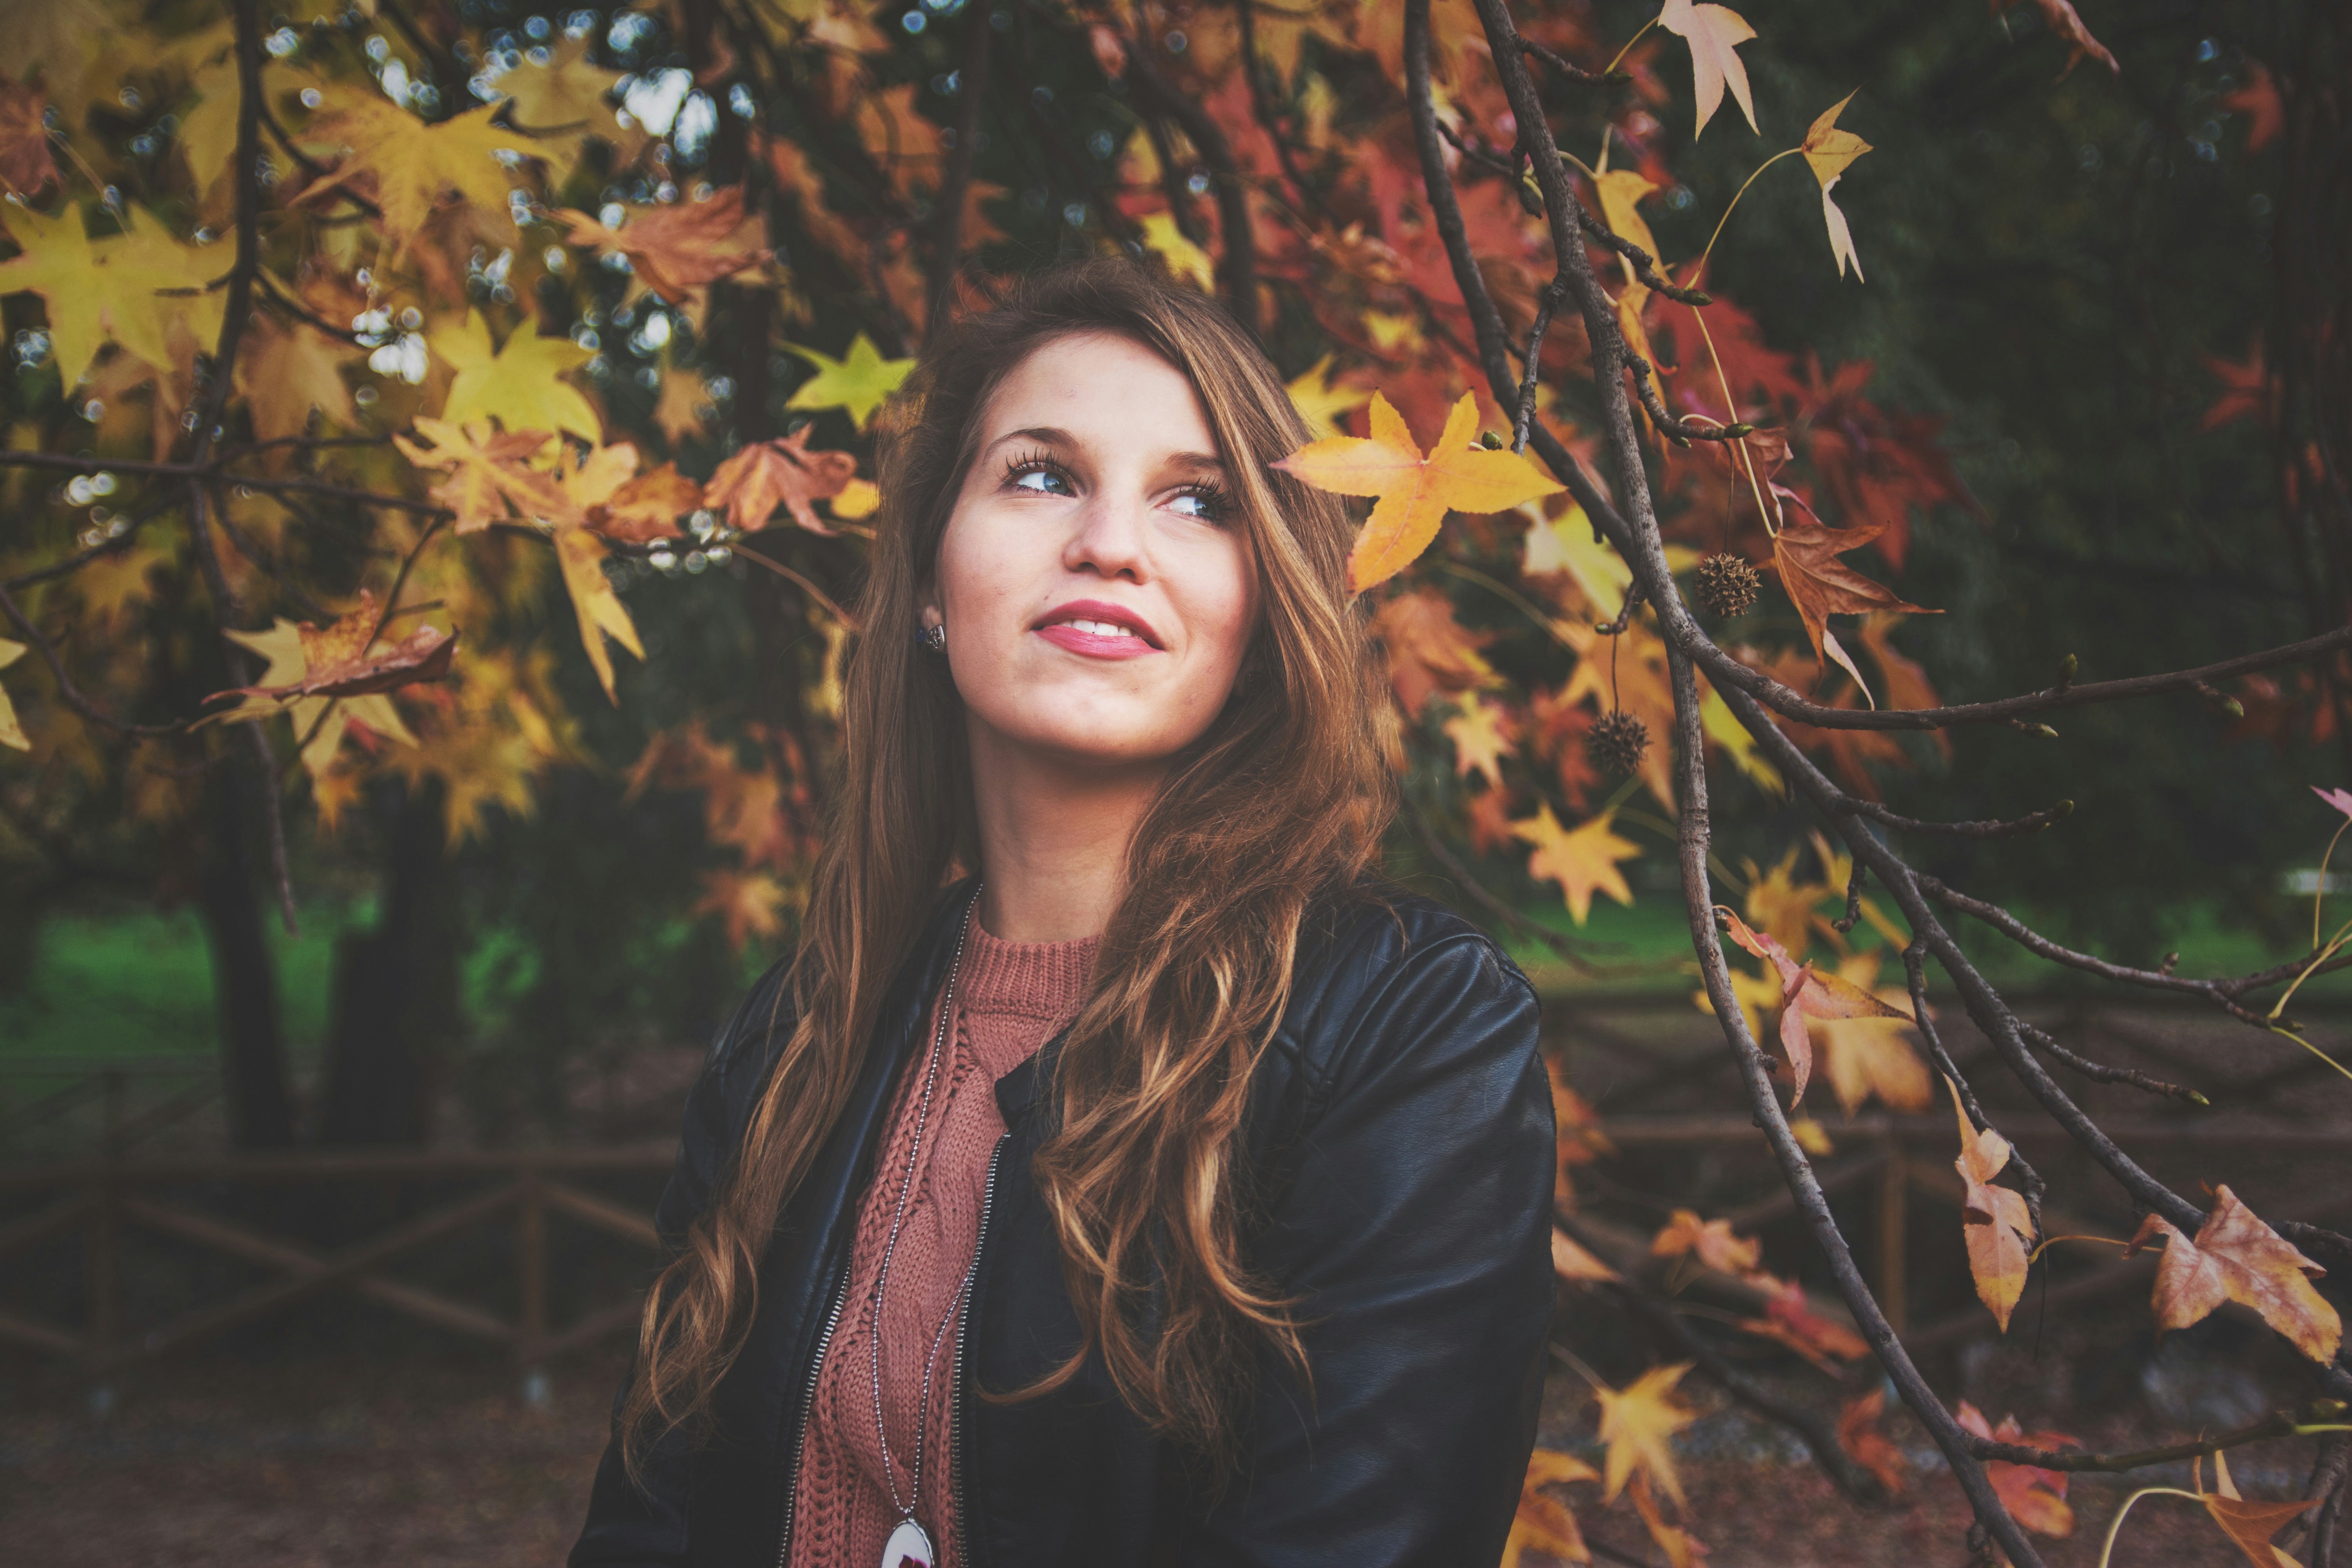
left=1587, top=710, right=1650, bottom=776
left=1694, top=552, right=1762, bottom=620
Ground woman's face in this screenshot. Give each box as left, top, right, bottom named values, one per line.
left=924, top=330, right=1260, bottom=773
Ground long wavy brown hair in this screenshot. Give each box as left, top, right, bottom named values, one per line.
left=619, top=256, right=1392, bottom=1480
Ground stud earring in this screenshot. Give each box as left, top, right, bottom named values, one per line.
left=919, top=622, right=947, bottom=654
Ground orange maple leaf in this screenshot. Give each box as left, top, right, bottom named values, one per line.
left=1717, top=907, right=1910, bottom=1104
left=1274, top=391, right=1562, bottom=593
left=1769, top=516, right=1938, bottom=702
left=1957, top=1401, right=2078, bottom=1537
left=1735, top=1275, right=1869, bottom=1372
left=702, top=426, right=862, bottom=534
left=1368, top=588, right=1496, bottom=717
left=1628, top=1471, right=1708, bottom=1568
left=589, top=462, right=702, bottom=544
left=208, top=590, right=457, bottom=704
left=2221, top=61, right=2283, bottom=153
left=392, top=417, right=564, bottom=534
left=1650, top=1209, right=1762, bottom=1278
left=1991, top=0, right=2119, bottom=80
left=2127, top=1185, right=2343, bottom=1362
left=2200, top=1449, right=2321, bottom=1567
left=1947, top=1076, right=2035, bottom=1331
left=2201, top=339, right=2274, bottom=432
left=1836, top=1389, right=1907, bottom=1495
left=556, top=188, right=769, bottom=309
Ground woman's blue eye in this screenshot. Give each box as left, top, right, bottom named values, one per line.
left=1011, top=464, right=1071, bottom=495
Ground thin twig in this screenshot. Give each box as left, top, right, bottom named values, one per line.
left=1843, top=797, right=2076, bottom=839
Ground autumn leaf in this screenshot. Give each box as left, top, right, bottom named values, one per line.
left=553, top=524, right=644, bottom=703
left=433, top=310, right=601, bottom=445
left=1441, top=698, right=1514, bottom=788
left=1276, top=391, right=1563, bottom=593
left=2202, top=1449, right=2320, bottom=1568
left=556, top=188, right=769, bottom=310
left=217, top=612, right=423, bottom=783
left=1801, top=93, right=1871, bottom=282
left=1836, top=1389, right=1907, bottom=1495
left=1992, top=0, right=2119, bottom=80
left=1595, top=1361, right=1696, bottom=1506
left=1769, top=517, right=1938, bottom=700
left=0, top=74, right=58, bottom=196
left=1629, top=1472, right=1708, bottom=1568
left=1659, top=0, right=1759, bottom=139
left=1515, top=805, right=1640, bottom=926
left=1138, top=211, right=1216, bottom=293
left=210, top=592, right=457, bottom=705
left=1593, top=169, right=1663, bottom=283
left=1948, top=1076, right=2034, bottom=1331
left=1553, top=1228, right=1621, bottom=1284
left=1735, top=1276, right=1869, bottom=1372
left=1812, top=953, right=1932, bottom=1115
left=0, top=639, right=29, bottom=750
left=499, top=35, right=630, bottom=165
left=237, top=316, right=358, bottom=445
left=1956, top=1402, right=2076, bottom=1537
left=1651, top=1209, right=1762, bottom=1278
left=1285, top=353, right=1372, bottom=442
left=782, top=332, right=915, bottom=431
left=392, top=417, right=563, bottom=533
left=2221, top=61, right=2282, bottom=153
left=1718, top=906, right=1910, bottom=1104
left=0, top=200, right=103, bottom=387
left=1500, top=1448, right=1599, bottom=1568
left=301, top=96, right=532, bottom=260
left=695, top=867, right=791, bottom=950
left=1368, top=587, right=1497, bottom=717
left=703, top=426, right=862, bottom=534
left=2126, top=1185, right=2343, bottom=1363
left=590, top=462, right=702, bottom=544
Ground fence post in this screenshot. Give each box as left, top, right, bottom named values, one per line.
left=519, top=1168, right=548, bottom=1408
left=87, top=1096, right=123, bottom=1419
left=1878, top=1136, right=1908, bottom=1335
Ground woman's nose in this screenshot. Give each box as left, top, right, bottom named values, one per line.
left=1062, top=492, right=1151, bottom=583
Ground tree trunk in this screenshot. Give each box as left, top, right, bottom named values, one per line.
left=196, top=761, right=296, bottom=1148
left=318, top=779, right=461, bottom=1146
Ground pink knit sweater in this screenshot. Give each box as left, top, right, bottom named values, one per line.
left=787, top=921, right=1098, bottom=1568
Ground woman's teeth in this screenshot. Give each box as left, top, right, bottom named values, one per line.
left=1057, top=619, right=1134, bottom=637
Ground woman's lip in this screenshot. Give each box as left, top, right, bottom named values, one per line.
left=1034, top=599, right=1161, bottom=648
left=1035, top=624, right=1160, bottom=659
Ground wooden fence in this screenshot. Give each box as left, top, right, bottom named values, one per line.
left=0, top=1146, right=672, bottom=1381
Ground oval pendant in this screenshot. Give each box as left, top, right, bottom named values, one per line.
left=881, top=1517, right=935, bottom=1568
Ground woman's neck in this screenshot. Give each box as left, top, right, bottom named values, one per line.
left=967, top=731, right=1161, bottom=942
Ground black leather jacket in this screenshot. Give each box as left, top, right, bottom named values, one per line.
left=571, top=878, right=1555, bottom=1567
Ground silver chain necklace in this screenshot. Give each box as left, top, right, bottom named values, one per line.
left=862, top=887, right=983, bottom=1568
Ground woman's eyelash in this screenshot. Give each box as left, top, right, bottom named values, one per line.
left=1178, top=477, right=1234, bottom=522
left=1001, top=448, right=1071, bottom=488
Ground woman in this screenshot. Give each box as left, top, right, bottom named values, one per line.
left=571, top=258, right=1555, bottom=1568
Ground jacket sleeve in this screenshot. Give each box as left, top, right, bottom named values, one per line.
left=569, top=961, right=794, bottom=1568
left=1186, top=932, right=1554, bottom=1568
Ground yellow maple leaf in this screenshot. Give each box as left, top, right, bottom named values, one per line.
left=1276, top=391, right=1564, bottom=593
left=1500, top=1448, right=1600, bottom=1568
left=553, top=524, right=644, bottom=702
left=782, top=332, right=915, bottom=431
left=0, top=199, right=104, bottom=387
left=432, top=310, right=600, bottom=444
left=1592, top=169, right=1662, bottom=285
left=1512, top=804, right=1639, bottom=926
left=0, top=638, right=29, bottom=750
left=303, top=97, right=532, bottom=259
left=1285, top=353, right=1373, bottom=443
left=1802, top=93, right=1871, bottom=281
left=1441, top=697, right=1513, bottom=788
left=1595, top=1361, right=1697, bottom=1506
left=498, top=36, right=626, bottom=167
left=218, top=616, right=419, bottom=784
left=1138, top=211, right=1215, bottom=292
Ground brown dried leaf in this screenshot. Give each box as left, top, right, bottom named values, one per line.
left=1769, top=517, right=1938, bottom=699
left=210, top=591, right=458, bottom=704
left=589, top=461, right=702, bottom=544
left=0, top=73, right=58, bottom=196
left=555, top=188, right=769, bottom=308
left=1948, top=1076, right=2034, bottom=1331
left=702, top=426, right=860, bottom=534
left=2127, top=1187, right=2343, bottom=1362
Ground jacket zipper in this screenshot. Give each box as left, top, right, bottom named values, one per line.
left=775, top=1256, right=854, bottom=1568
left=951, top=1132, right=1011, bottom=1566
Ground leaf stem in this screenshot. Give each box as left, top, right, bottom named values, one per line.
left=1687, top=146, right=1804, bottom=289
left=2094, top=1488, right=2204, bottom=1568
left=1683, top=305, right=1777, bottom=537
left=2316, top=815, right=2350, bottom=952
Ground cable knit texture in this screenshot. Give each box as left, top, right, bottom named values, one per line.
left=788, top=921, right=1098, bottom=1568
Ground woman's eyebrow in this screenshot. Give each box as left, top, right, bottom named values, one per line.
left=987, top=426, right=1224, bottom=472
